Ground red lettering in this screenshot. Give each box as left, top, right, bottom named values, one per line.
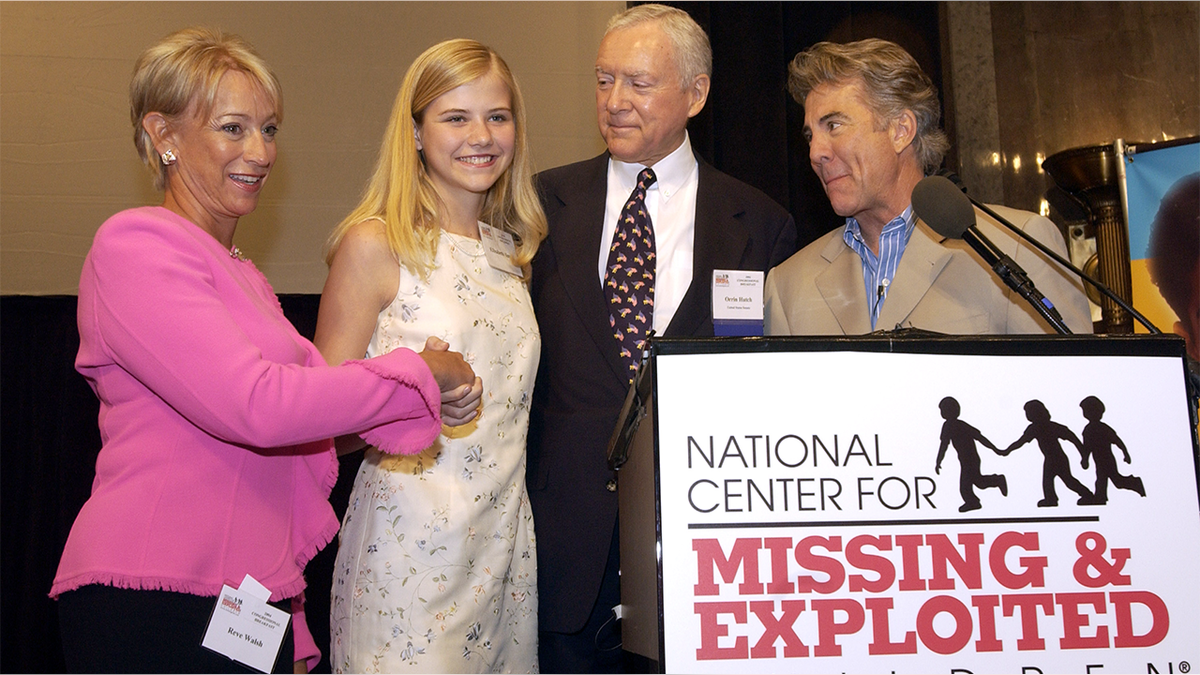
left=990, top=531, right=1047, bottom=589
left=847, top=535, right=895, bottom=593
left=749, top=600, right=808, bottom=658
left=1111, top=590, right=1169, bottom=648
left=693, top=538, right=763, bottom=596
left=795, top=536, right=845, bottom=594
left=971, top=594, right=1004, bottom=652
left=694, top=601, right=748, bottom=660
left=916, top=595, right=974, bottom=654
left=762, top=537, right=795, bottom=594
left=811, top=598, right=865, bottom=657
left=1072, top=532, right=1132, bottom=588
left=689, top=532, right=1166, bottom=663
left=1057, top=592, right=1109, bottom=649
left=865, top=596, right=917, bottom=655
left=1002, top=593, right=1055, bottom=650
left=895, top=534, right=926, bottom=591
left=927, top=533, right=984, bottom=590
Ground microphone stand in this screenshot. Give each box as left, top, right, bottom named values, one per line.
left=971, top=192, right=1198, bottom=424
left=939, top=170, right=1163, bottom=334
left=980, top=242, right=1073, bottom=334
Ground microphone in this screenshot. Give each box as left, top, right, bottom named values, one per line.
left=935, top=169, right=1162, bottom=335
left=912, top=175, right=1073, bottom=334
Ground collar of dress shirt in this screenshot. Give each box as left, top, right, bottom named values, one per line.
left=609, top=132, right=697, bottom=203
left=843, top=204, right=917, bottom=330
left=842, top=204, right=917, bottom=268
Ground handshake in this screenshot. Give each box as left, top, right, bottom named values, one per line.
left=418, top=336, right=484, bottom=427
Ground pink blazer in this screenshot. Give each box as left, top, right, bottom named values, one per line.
left=52, top=207, right=443, bottom=666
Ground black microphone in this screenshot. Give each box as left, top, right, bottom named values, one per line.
left=912, top=175, right=1073, bottom=334
left=935, top=169, right=1162, bottom=335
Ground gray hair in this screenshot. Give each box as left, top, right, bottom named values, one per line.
left=788, top=38, right=949, bottom=175
left=606, top=3, right=711, bottom=89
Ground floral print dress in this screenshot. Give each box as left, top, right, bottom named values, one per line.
left=330, top=229, right=539, bottom=673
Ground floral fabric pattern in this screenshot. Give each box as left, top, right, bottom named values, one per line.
left=331, top=229, right=539, bottom=673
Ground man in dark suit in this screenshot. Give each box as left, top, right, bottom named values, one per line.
left=528, top=4, right=797, bottom=672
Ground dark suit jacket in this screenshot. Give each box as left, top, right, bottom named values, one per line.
left=528, top=151, right=797, bottom=632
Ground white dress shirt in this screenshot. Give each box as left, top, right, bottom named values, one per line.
left=598, top=135, right=700, bottom=334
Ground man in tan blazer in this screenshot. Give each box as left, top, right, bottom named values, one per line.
left=765, top=39, right=1091, bottom=336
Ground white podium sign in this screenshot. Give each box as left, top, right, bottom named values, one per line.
left=634, top=342, right=1198, bottom=674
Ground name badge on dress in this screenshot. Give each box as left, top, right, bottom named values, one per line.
left=711, top=269, right=764, bottom=336
left=201, top=574, right=290, bottom=673
left=478, top=223, right=523, bottom=278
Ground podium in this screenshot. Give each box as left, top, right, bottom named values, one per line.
left=609, top=332, right=1199, bottom=674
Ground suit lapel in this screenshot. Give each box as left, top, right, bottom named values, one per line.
left=876, top=219, right=953, bottom=330
left=547, top=154, right=631, bottom=384
left=814, top=232, right=873, bottom=335
left=665, top=160, right=751, bottom=337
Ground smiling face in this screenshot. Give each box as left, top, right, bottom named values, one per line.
left=595, top=21, right=708, bottom=167
left=415, top=71, right=515, bottom=218
left=154, top=69, right=278, bottom=243
left=803, top=79, right=920, bottom=233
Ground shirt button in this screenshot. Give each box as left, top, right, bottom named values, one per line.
left=606, top=479, right=617, bottom=493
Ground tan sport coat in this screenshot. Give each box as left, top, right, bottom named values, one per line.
left=764, top=204, right=1093, bottom=335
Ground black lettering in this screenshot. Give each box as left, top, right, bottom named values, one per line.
left=720, top=437, right=748, bottom=469
left=688, top=436, right=714, bottom=469
left=747, top=478, right=774, bottom=512
left=845, top=434, right=871, bottom=465
left=688, top=479, right=719, bottom=513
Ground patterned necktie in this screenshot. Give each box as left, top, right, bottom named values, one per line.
left=605, top=168, right=657, bottom=381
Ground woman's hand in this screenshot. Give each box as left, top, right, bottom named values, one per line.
left=419, top=337, right=482, bottom=426
left=441, top=377, right=483, bottom=426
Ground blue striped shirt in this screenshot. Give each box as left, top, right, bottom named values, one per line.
left=842, top=206, right=917, bottom=330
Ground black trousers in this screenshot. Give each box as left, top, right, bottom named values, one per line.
left=58, top=585, right=295, bottom=674
left=538, top=520, right=657, bottom=674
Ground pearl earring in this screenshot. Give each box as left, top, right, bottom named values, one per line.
left=160, top=149, right=177, bottom=166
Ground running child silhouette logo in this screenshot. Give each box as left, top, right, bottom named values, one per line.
left=1078, top=395, right=1146, bottom=503
left=1003, top=399, right=1098, bottom=507
left=934, top=396, right=1007, bottom=513
left=935, top=396, right=1148, bottom=512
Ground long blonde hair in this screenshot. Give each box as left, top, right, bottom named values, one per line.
left=325, top=39, right=546, bottom=278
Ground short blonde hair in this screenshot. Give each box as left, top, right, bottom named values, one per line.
left=788, top=38, right=948, bottom=175
left=130, top=26, right=282, bottom=190
left=325, top=39, right=546, bottom=278
left=606, top=4, right=711, bottom=89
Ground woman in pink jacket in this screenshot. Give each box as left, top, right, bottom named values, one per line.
left=50, top=27, right=482, bottom=673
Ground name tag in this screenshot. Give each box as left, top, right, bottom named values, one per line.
left=201, top=575, right=289, bottom=673
left=712, top=269, right=764, bottom=336
left=478, top=223, right=523, bottom=278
